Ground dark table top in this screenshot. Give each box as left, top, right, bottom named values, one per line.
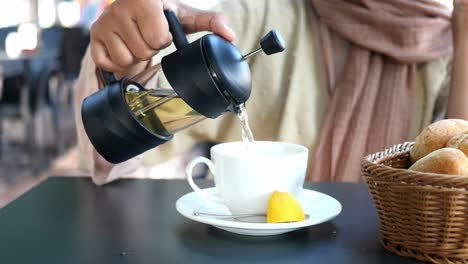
left=0, top=177, right=425, bottom=264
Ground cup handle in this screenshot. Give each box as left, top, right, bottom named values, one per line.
left=186, top=157, right=224, bottom=203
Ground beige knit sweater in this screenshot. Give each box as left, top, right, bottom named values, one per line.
left=74, top=0, right=451, bottom=185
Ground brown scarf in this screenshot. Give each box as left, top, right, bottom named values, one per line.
left=308, top=0, right=453, bottom=182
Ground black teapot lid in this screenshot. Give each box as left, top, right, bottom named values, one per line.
left=161, top=10, right=285, bottom=118
left=202, top=34, right=251, bottom=106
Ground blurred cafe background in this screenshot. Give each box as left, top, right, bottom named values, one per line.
left=0, top=0, right=219, bottom=207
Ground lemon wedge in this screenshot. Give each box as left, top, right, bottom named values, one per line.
left=267, top=191, right=306, bottom=223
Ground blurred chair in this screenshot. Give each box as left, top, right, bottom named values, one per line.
left=0, top=26, right=89, bottom=175
left=38, top=27, right=89, bottom=154
left=59, top=27, right=90, bottom=80
left=0, top=26, right=63, bottom=172
left=0, top=70, right=37, bottom=173
left=40, top=26, right=64, bottom=56
left=55, top=27, right=89, bottom=125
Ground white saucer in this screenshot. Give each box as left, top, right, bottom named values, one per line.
left=175, top=188, right=342, bottom=236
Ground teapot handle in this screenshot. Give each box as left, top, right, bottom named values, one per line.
left=98, top=9, right=188, bottom=85
left=164, top=9, right=189, bottom=49
left=97, top=68, right=118, bottom=86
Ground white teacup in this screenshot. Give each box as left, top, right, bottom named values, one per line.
left=186, top=141, right=309, bottom=215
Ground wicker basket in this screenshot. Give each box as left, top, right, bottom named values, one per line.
left=362, top=142, right=468, bottom=264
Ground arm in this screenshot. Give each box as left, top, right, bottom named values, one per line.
left=448, top=0, right=468, bottom=119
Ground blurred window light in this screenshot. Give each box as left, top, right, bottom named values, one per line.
left=18, top=23, right=38, bottom=51
left=58, top=1, right=81, bottom=28
left=0, top=0, right=31, bottom=27
left=38, top=0, right=57, bottom=28
left=5, top=33, right=22, bottom=59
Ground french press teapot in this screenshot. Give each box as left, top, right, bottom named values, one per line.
left=81, top=10, right=285, bottom=163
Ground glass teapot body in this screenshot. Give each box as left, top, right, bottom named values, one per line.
left=123, top=63, right=206, bottom=138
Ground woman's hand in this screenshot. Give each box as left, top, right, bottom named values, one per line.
left=90, top=0, right=235, bottom=77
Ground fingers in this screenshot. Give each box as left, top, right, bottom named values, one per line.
left=90, top=7, right=130, bottom=72
left=173, top=3, right=236, bottom=42
left=117, top=18, right=157, bottom=61
left=104, top=32, right=135, bottom=67
left=134, top=0, right=173, bottom=50
left=90, top=2, right=157, bottom=72
left=90, top=40, right=124, bottom=72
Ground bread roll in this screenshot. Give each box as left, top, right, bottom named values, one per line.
left=447, top=132, right=468, bottom=157
left=410, top=119, right=468, bottom=163
left=408, top=148, right=468, bottom=176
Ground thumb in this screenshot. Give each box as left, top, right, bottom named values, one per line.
left=167, top=2, right=236, bottom=42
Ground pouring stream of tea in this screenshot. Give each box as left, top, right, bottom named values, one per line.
left=237, top=104, right=255, bottom=144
